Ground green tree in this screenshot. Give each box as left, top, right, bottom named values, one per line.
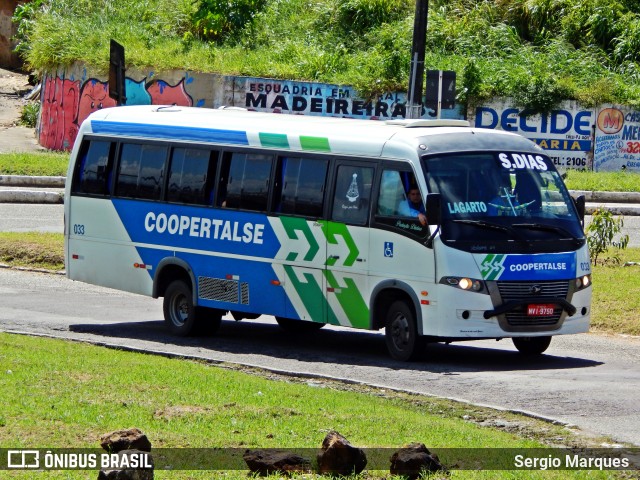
left=586, top=208, right=629, bottom=265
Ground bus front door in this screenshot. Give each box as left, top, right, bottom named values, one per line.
left=324, top=162, right=374, bottom=329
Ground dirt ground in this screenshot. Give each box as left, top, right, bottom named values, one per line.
left=0, top=67, right=43, bottom=153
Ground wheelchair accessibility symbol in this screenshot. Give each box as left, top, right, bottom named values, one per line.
left=384, top=242, right=394, bottom=258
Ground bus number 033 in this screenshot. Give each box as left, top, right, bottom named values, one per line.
left=73, top=224, right=85, bottom=235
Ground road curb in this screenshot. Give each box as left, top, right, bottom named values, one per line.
left=1, top=176, right=640, bottom=213
left=0, top=263, right=65, bottom=275
left=0, top=189, right=64, bottom=204
left=0, top=175, right=65, bottom=188
left=572, top=190, right=640, bottom=204
left=585, top=204, right=640, bottom=216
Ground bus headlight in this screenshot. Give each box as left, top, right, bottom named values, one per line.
left=575, top=274, right=591, bottom=290
left=441, top=277, right=486, bottom=293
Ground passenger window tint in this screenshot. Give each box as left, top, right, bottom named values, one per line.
left=72, top=140, right=114, bottom=195
left=168, top=148, right=217, bottom=205
left=276, top=157, right=328, bottom=217
left=116, top=144, right=167, bottom=200
left=219, top=153, right=273, bottom=211
left=331, top=165, right=373, bottom=225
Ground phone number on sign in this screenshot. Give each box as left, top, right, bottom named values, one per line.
left=550, top=156, right=587, bottom=167
left=623, top=141, right=640, bottom=154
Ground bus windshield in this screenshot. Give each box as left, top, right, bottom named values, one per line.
left=423, top=152, right=585, bottom=253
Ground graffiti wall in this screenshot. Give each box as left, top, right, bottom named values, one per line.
left=38, top=64, right=464, bottom=151
left=39, top=64, right=208, bottom=150
left=35, top=64, right=640, bottom=172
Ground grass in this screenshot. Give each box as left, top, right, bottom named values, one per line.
left=0, top=151, right=69, bottom=176
left=0, top=232, right=64, bottom=271
left=563, top=170, right=640, bottom=193
left=590, top=248, right=640, bottom=335
left=0, top=332, right=625, bottom=479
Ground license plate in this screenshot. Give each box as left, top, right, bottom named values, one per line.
left=527, top=304, right=555, bottom=316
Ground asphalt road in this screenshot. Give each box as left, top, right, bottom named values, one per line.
left=1, top=267, right=639, bottom=447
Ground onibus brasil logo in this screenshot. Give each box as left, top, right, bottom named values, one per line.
left=480, top=254, right=506, bottom=280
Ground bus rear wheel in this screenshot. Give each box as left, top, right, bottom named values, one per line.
left=163, top=280, right=221, bottom=336
left=384, top=301, right=423, bottom=361
left=512, top=336, right=552, bottom=355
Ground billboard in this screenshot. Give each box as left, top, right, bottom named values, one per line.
left=237, top=77, right=465, bottom=121
left=470, top=100, right=594, bottom=170
left=594, top=106, right=640, bottom=172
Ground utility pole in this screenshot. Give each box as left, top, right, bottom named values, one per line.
left=109, top=39, right=127, bottom=106
left=407, top=0, right=428, bottom=119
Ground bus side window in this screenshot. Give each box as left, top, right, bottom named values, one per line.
left=167, top=147, right=218, bottom=205
left=218, top=152, right=273, bottom=211
left=274, top=156, right=328, bottom=217
left=72, top=140, right=114, bottom=196
left=377, top=169, right=411, bottom=216
left=331, top=165, right=373, bottom=225
left=115, top=143, right=168, bottom=200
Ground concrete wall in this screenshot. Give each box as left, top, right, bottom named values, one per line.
left=37, top=63, right=640, bottom=173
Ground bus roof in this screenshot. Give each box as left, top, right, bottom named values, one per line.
left=82, top=105, right=540, bottom=159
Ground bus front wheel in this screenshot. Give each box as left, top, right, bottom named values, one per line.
left=384, top=301, right=423, bottom=361
left=512, top=336, right=552, bottom=355
left=163, top=280, right=221, bottom=336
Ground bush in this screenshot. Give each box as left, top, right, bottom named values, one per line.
left=191, top=0, right=267, bottom=43
left=334, top=0, right=411, bottom=36
left=586, top=208, right=630, bottom=265
left=19, top=102, right=40, bottom=128
left=11, top=0, right=45, bottom=56
left=512, top=74, right=573, bottom=114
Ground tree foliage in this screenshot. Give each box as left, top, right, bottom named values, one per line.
left=191, top=0, right=267, bottom=42
left=586, top=209, right=630, bottom=265
left=12, top=0, right=640, bottom=109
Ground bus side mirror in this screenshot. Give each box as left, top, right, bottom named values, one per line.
left=573, top=195, right=585, bottom=224
left=426, top=193, right=442, bottom=226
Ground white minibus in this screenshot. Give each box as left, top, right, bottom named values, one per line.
left=65, top=105, right=591, bottom=360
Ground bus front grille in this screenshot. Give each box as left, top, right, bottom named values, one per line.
left=496, top=280, right=570, bottom=328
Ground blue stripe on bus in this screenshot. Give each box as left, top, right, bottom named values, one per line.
left=111, top=199, right=280, bottom=259
left=91, top=120, right=250, bottom=145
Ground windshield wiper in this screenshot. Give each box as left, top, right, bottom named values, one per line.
left=451, top=219, right=532, bottom=244
left=512, top=223, right=583, bottom=245
left=452, top=219, right=510, bottom=232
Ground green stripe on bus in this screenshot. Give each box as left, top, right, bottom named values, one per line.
left=283, top=265, right=338, bottom=325
left=324, top=270, right=369, bottom=329
left=320, top=221, right=359, bottom=267
left=300, top=136, right=330, bottom=152
left=280, top=216, right=320, bottom=262
left=260, top=133, right=289, bottom=148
